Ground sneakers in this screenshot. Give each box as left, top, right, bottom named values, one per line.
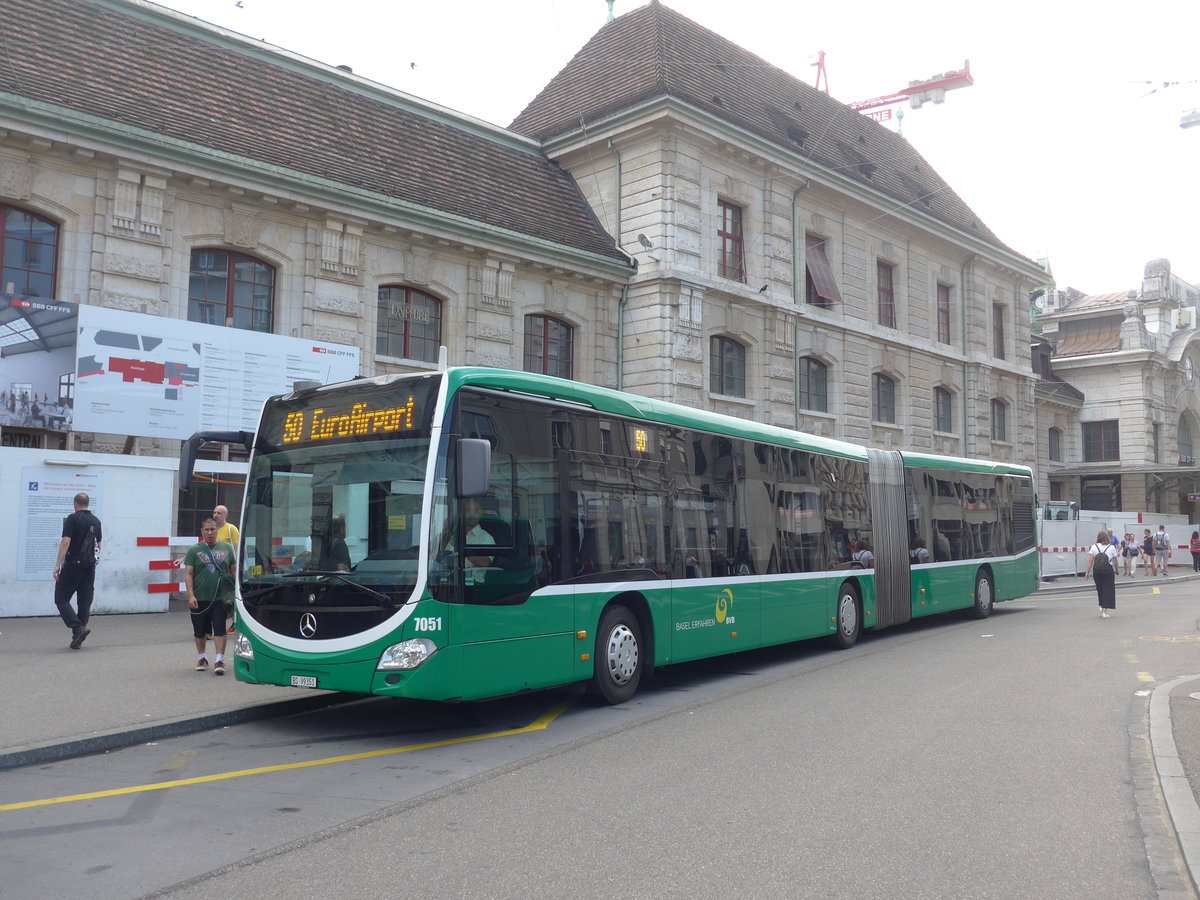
left=1101, top=612, right=1110, bottom=618
left=214, top=660, right=225, bottom=676
left=195, top=657, right=209, bottom=671
left=69, top=627, right=90, bottom=650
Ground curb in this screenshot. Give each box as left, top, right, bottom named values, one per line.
left=1036, top=572, right=1200, bottom=596
left=1151, top=674, right=1200, bottom=896
left=0, top=692, right=355, bottom=771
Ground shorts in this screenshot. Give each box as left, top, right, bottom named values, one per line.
left=190, top=599, right=227, bottom=639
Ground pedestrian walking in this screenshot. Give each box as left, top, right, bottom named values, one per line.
left=184, top=518, right=235, bottom=674
left=1190, top=531, right=1200, bottom=572
left=213, top=504, right=239, bottom=634
left=52, top=492, right=102, bottom=649
left=1142, top=528, right=1156, bottom=576
left=1155, top=525, right=1172, bottom=576
left=1121, top=533, right=1138, bottom=577
left=1086, top=529, right=1118, bottom=618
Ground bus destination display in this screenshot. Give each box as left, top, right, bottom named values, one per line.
left=279, top=395, right=417, bottom=445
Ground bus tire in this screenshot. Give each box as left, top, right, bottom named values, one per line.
left=591, top=605, right=643, bottom=704
left=969, top=570, right=994, bottom=619
left=830, top=582, right=861, bottom=650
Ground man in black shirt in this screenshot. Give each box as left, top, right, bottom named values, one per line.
left=53, top=492, right=102, bottom=649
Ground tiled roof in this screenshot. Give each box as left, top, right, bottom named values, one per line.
left=511, top=1, right=1015, bottom=255
left=0, top=0, right=628, bottom=266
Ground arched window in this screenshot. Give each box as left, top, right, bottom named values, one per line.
left=1049, top=426, right=1063, bottom=462
left=934, top=387, right=953, bottom=433
left=1, top=205, right=59, bottom=298
left=377, top=286, right=442, bottom=363
left=710, top=336, right=746, bottom=397
left=798, top=356, right=827, bottom=412
left=1180, top=415, right=1194, bottom=461
left=991, top=399, right=1008, bottom=442
left=872, top=373, right=896, bottom=424
left=524, top=315, right=573, bottom=378
left=188, top=249, right=275, bottom=332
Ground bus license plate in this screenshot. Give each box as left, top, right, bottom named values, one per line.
left=290, top=675, right=318, bottom=688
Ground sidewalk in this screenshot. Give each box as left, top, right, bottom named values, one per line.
left=0, top=597, right=345, bottom=770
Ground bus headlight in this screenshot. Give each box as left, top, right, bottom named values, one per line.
left=378, top=638, right=437, bottom=670
left=233, top=632, right=254, bottom=660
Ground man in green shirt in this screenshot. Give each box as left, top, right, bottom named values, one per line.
left=185, top=518, right=235, bottom=675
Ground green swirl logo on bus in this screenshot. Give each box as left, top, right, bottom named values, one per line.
left=715, top=589, right=734, bottom=624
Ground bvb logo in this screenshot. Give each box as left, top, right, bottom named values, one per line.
left=715, top=589, right=734, bottom=623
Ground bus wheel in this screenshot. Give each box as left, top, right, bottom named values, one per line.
left=831, top=582, right=861, bottom=650
left=969, top=570, right=994, bottom=619
left=592, top=605, right=643, bottom=704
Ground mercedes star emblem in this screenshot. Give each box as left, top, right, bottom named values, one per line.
left=299, top=612, right=318, bottom=638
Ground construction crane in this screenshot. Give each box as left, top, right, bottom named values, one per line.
left=848, top=62, right=974, bottom=123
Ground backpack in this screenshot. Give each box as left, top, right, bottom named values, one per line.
left=1154, top=532, right=1169, bottom=551
left=77, top=524, right=98, bottom=569
left=1092, top=545, right=1112, bottom=576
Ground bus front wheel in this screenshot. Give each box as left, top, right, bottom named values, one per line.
left=591, top=605, right=643, bottom=704
left=969, top=570, right=994, bottom=619
left=831, top=582, right=861, bottom=650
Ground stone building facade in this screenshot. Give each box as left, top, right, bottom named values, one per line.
left=2, top=0, right=1046, bottom=521
left=1036, top=259, right=1200, bottom=514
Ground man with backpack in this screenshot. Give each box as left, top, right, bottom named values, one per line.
left=1154, top=525, right=1172, bottom=576
left=52, top=492, right=102, bottom=649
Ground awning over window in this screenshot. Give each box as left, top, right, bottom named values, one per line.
left=805, top=235, right=842, bottom=303
left=1054, top=318, right=1121, bottom=357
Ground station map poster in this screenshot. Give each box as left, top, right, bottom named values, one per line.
left=16, top=466, right=103, bottom=581
left=73, top=305, right=361, bottom=440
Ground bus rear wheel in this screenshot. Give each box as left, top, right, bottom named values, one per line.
left=831, top=582, right=861, bottom=649
left=969, top=570, right=994, bottom=619
left=591, top=605, right=643, bottom=704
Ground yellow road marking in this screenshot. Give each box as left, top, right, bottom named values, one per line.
left=1126, top=653, right=1140, bottom=664
left=1, top=702, right=570, bottom=813
left=1140, top=635, right=1200, bottom=644
left=1153, top=587, right=1162, bottom=595
left=1137, top=672, right=1156, bottom=683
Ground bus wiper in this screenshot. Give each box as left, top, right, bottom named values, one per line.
left=240, top=583, right=292, bottom=605
left=281, top=570, right=393, bottom=605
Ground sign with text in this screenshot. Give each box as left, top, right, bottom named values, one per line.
left=73, top=305, right=360, bottom=440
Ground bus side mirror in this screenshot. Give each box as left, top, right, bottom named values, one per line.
left=457, top=438, right=491, bottom=497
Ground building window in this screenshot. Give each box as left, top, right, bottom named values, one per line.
left=992, top=304, right=1006, bottom=360
left=877, top=261, right=896, bottom=328
left=188, top=249, right=275, bottom=332
left=710, top=336, right=746, bottom=397
left=58, top=372, right=74, bottom=404
left=1049, top=427, right=1063, bottom=462
left=717, top=200, right=745, bottom=282
left=798, top=356, right=828, bottom=412
left=524, top=315, right=573, bottom=378
left=804, top=234, right=842, bottom=307
left=936, top=283, right=952, bottom=344
left=991, top=399, right=1008, bottom=442
left=377, top=286, right=442, bottom=363
left=1153, top=424, right=1161, bottom=464
left=1180, top=416, right=1195, bottom=463
left=872, top=373, right=896, bottom=424
left=1083, top=420, right=1120, bottom=462
left=1, top=205, right=59, bottom=298
left=934, top=387, right=953, bottom=433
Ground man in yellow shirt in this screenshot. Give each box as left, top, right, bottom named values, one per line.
left=213, top=505, right=239, bottom=550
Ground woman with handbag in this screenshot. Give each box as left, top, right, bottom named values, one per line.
left=1086, top=529, right=1118, bottom=618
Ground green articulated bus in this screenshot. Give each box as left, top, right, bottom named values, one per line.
left=181, top=367, right=1038, bottom=704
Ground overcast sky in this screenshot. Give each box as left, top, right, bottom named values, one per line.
left=152, top=0, right=1200, bottom=294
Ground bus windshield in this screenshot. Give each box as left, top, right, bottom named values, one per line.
left=241, top=436, right=431, bottom=593
left=240, top=376, right=442, bottom=597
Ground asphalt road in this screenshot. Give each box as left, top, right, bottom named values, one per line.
left=4, top=580, right=1200, bottom=899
